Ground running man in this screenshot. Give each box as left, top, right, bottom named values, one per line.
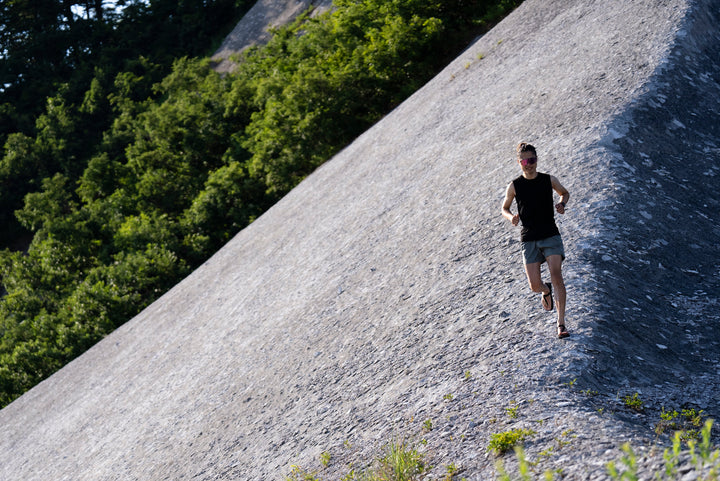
left=501, top=142, right=570, bottom=338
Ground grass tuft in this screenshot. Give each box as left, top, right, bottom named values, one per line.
left=488, top=428, right=537, bottom=456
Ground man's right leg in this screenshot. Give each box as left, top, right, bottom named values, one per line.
left=524, top=262, right=551, bottom=296
left=522, top=241, right=552, bottom=310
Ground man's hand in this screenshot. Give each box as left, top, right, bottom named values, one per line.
left=511, top=213, right=520, bottom=226
left=555, top=202, right=565, bottom=215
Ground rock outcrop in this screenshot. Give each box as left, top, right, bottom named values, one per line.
left=1, top=0, right=719, bottom=479
left=211, top=0, right=333, bottom=72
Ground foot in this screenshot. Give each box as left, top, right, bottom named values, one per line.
left=557, top=324, right=569, bottom=339
left=541, top=282, right=554, bottom=311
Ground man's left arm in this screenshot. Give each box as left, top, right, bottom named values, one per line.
left=550, top=176, right=569, bottom=214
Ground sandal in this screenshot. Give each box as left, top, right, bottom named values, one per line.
left=557, top=324, right=570, bottom=339
left=541, top=282, right=554, bottom=311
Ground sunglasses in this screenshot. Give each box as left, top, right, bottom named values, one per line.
left=520, top=156, right=537, bottom=166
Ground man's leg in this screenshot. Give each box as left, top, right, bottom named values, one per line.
left=546, top=254, right=566, bottom=327
left=524, top=262, right=551, bottom=296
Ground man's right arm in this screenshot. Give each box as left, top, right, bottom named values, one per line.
left=501, top=182, right=519, bottom=226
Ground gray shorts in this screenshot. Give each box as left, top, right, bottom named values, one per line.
left=521, top=235, right=565, bottom=265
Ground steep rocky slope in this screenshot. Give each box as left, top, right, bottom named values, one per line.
left=1, top=0, right=719, bottom=479
left=211, top=0, right=333, bottom=72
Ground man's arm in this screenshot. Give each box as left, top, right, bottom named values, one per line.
left=501, top=182, right=519, bottom=226
left=551, top=176, right=569, bottom=214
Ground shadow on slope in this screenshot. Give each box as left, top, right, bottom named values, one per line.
left=577, top=0, right=720, bottom=417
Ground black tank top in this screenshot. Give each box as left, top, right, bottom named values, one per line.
left=513, top=173, right=560, bottom=242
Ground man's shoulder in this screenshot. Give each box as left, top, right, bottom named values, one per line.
left=538, top=172, right=555, bottom=185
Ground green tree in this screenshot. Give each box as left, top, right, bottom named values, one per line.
left=0, top=0, right=255, bottom=250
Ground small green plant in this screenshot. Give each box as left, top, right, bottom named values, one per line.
left=505, top=402, right=520, bottom=419
left=320, top=451, right=331, bottom=467
left=661, top=431, right=683, bottom=479
left=495, top=446, right=555, bottom=481
left=445, top=462, right=459, bottom=480
left=606, top=442, right=639, bottom=481
left=661, top=407, right=679, bottom=421
left=464, top=370, right=472, bottom=381
left=423, top=418, right=433, bottom=432
left=341, top=438, right=426, bottom=481
left=564, top=378, right=577, bottom=387
left=556, top=429, right=576, bottom=449
left=444, top=393, right=454, bottom=401
left=623, top=392, right=644, bottom=412
left=342, top=468, right=359, bottom=481
left=684, top=408, right=706, bottom=427
left=286, top=465, right=320, bottom=481
left=488, top=428, right=537, bottom=455
left=538, top=446, right=554, bottom=459
left=378, top=439, right=426, bottom=481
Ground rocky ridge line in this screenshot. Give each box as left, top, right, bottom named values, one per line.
left=211, top=0, right=333, bottom=72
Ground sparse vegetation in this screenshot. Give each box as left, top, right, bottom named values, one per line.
left=564, top=378, right=577, bottom=388
left=495, top=446, right=555, bottom=481
left=285, top=393, right=716, bottom=481
left=623, top=392, right=645, bottom=412
left=287, top=464, right=320, bottom=481
left=444, top=462, right=459, bottom=480
left=656, top=407, right=707, bottom=442
left=608, top=420, right=719, bottom=480
left=488, top=428, right=537, bottom=455
left=352, top=438, right=427, bottom=481
left=494, top=419, right=718, bottom=481
left=291, top=438, right=427, bottom=481
left=423, top=419, right=433, bottom=432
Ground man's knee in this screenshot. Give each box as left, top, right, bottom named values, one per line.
left=527, top=277, right=547, bottom=292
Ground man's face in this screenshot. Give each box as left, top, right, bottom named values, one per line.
left=518, top=150, right=538, bottom=175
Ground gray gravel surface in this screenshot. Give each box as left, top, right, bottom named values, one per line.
left=1, top=0, right=719, bottom=480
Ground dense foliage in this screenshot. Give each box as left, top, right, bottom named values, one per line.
left=0, top=0, right=522, bottom=408
left=0, top=0, right=249, bottom=245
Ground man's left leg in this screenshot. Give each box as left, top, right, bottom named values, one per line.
left=546, top=254, right=567, bottom=334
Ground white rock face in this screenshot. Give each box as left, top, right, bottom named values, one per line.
left=1, top=0, right=719, bottom=479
